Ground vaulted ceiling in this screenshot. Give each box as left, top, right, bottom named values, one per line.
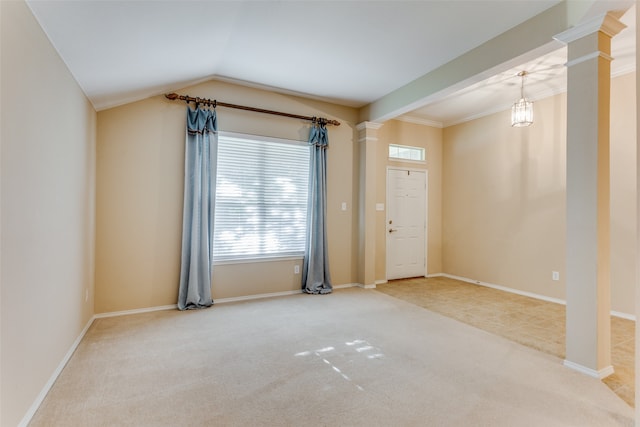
left=26, top=0, right=635, bottom=126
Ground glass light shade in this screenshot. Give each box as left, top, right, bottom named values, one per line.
left=511, top=98, right=533, bottom=127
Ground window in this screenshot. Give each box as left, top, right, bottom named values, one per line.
left=388, top=144, right=425, bottom=162
left=213, top=132, right=309, bottom=261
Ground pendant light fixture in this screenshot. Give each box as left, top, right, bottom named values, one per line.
left=511, top=71, right=533, bottom=127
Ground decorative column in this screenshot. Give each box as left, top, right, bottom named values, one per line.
left=554, top=13, right=626, bottom=378
left=357, top=121, right=382, bottom=288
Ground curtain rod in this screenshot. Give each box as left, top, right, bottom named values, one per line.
left=165, top=93, right=340, bottom=126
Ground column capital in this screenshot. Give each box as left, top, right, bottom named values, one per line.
left=356, top=121, right=384, bottom=132
left=554, top=12, right=626, bottom=44
left=357, top=121, right=383, bottom=143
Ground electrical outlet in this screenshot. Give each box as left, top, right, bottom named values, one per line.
left=294, top=265, right=300, bottom=274
left=552, top=271, right=560, bottom=281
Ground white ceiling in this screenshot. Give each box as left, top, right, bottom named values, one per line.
left=26, top=1, right=635, bottom=126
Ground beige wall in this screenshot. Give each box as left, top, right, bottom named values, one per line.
left=443, top=93, right=568, bottom=300
left=442, top=72, right=636, bottom=315
left=96, top=80, right=360, bottom=313
left=0, top=1, right=97, bottom=425
left=375, top=120, right=443, bottom=281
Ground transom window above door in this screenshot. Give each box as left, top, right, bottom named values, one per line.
left=388, top=144, right=425, bottom=162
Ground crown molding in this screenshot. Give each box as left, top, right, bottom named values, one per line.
left=211, top=75, right=364, bottom=109
left=612, top=63, right=636, bottom=78
left=395, top=115, right=444, bottom=128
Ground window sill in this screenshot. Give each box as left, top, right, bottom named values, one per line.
left=388, top=157, right=426, bottom=165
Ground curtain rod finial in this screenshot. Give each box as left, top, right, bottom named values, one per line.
left=165, top=93, right=179, bottom=100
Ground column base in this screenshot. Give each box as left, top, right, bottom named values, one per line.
left=563, top=359, right=614, bottom=379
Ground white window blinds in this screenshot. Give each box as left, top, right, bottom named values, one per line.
left=213, top=132, right=309, bottom=260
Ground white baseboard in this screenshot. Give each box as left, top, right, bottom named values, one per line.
left=216, top=290, right=302, bottom=304
left=334, top=283, right=359, bottom=289
left=358, top=283, right=377, bottom=289
left=563, top=359, right=615, bottom=379
left=18, top=316, right=95, bottom=427
left=216, top=284, right=359, bottom=304
left=438, top=273, right=636, bottom=321
left=375, top=280, right=388, bottom=285
left=95, top=284, right=360, bottom=315
left=94, top=304, right=177, bottom=318
left=610, top=310, right=635, bottom=321
left=441, top=273, right=566, bottom=305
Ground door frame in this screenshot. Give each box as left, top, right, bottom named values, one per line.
left=385, top=166, right=428, bottom=281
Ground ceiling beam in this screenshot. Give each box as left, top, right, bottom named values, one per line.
left=360, top=0, right=633, bottom=124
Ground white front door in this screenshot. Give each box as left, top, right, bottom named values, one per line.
left=386, top=168, right=427, bottom=280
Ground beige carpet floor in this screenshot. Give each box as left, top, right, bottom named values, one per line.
left=31, top=288, right=633, bottom=426
left=375, top=276, right=635, bottom=407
